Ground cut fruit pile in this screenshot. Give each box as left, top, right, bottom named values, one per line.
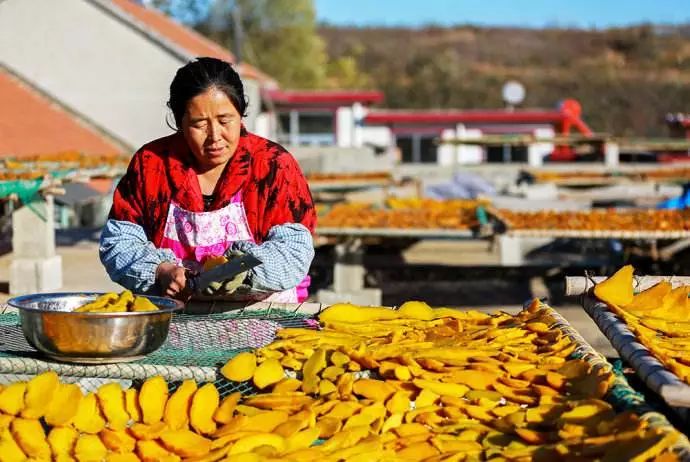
left=498, top=209, right=690, bottom=232
left=73, top=291, right=159, bottom=313
left=594, top=264, right=690, bottom=383
left=0, top=300, right=682, bottom=461
left=306, top=172, right=392, bottom=183
left=216, top=300, right=681, bottom=461
left=319, top=200, right=483, bottom=230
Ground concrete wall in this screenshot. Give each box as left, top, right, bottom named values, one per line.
left=0, top=0, right=260, bottom=150
left=289, top=146, right=394, bottom=174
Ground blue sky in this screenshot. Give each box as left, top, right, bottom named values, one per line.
left=314, top=0, right=690, bottom=29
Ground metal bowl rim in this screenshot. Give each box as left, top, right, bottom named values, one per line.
left=7, top=292, right=185, bottom=317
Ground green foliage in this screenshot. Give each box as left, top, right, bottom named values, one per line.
left=150, top=1, right=690, bottom=135
left=155, top=0, right=371, bottom=90
left=319, top=25, right=690, bottom=136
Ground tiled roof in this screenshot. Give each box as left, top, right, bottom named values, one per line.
left=0, top=69, right=123, bottom=157
left=109, top=0, right=275, bottom=85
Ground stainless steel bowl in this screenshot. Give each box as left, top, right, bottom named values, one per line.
left=8, top=292, right=185, bottom=364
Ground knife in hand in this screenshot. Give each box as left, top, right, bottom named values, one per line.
left=186, top=254, right=262, bottom=295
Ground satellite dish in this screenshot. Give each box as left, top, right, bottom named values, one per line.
left=502, top=81, right=526, bottom=107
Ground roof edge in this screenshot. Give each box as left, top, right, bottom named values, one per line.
left=88, top=0, right=195, bottom=63
left=1, top=63, right=132, bottom=153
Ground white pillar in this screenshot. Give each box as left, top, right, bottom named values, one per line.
left=254, top=112, right=272, bottom=140
left=527, top=144, right=544, bottom=167
left=605, top=142, right=620, bottom=167
left=10, top=195, right=62, bottom=294
left=316, top=239, right=382, bottom=306
left=352, top=103, right=365, bottom=148
left=336, top=106, right=353, bottom=147
left=438, top=129, right=456, bottom=165
left=289, top=110, right=299, bottom=146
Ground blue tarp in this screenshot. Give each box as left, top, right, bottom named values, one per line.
left=657, top=183, right=690, bottom=210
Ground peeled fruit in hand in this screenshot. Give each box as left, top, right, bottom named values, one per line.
left=203, top=255, right=227, bottom=271
left=594, top=264, right=634, bottom=307
left=221, top=352, right=257, bottom=382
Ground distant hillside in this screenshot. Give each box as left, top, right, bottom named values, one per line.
left=318, top=25, right=690, bottom=136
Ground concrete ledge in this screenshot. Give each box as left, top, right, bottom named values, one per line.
left=10, top=255, right=63, bottom=295
left=316, top=288, right=382, bottom=307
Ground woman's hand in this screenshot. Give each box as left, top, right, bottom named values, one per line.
left=156, top=262, right=188, bottom=300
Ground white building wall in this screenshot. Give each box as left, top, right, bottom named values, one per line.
left=438, top=129, right=456, bottom=165
left=456, top=125, right=484, bottom=164
left=254, top=112, right=272, bottom=140
left=437, top=124, right=483, bottom=165
left=360, top=126, right=393, bottom=150
left=527, top=127, right=556, bottom=167
left=336, top=107, right=354, bottom=147
left=0, top=0, right=261, bottom=150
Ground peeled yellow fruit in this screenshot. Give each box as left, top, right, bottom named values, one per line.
left=164, top=379, right=197, bottom=430
left=397, top=301, right=434, bottom=320
left=73, top=291, right=159, bottom=313
left=352, top=379, right=396, bottom=402
left=11, top=418, right=51, bottom=459
left=97, top=382, right=130, bottom=431
left=45, top=383, right=83, bottom=427
left=214, top=392, right=241, bottom=424
left=137, top=439, right=180, bottom=462
left=203, top=255, right=227, bottom=271
left=0, top=428, right=27, bottom=462
left=221, top=352, right=257, bottom=382
left=21, top=370, right=59, bottom=419
left=319, top=303, right=399, bottom=323
left=100, top=428, right=136, bottom=453
left=124, top=388, right=142, bottom=423
left=159, top=429, right=212, bottom=458
left=0, top=382, right=26, bottom=416
left=72, top=393, right=106, bottom=434
left=253, top=359, right=284, bottom=390
left=106, top=453, right=141, bottom=462
left=625, top=281, right=672, bottom=312
left=593, top=264, right=634, bottom=307
left=48, top=426, right=78, bottom=457
left=189, top=383, right=219, bottom=435
left=131, top=297, right=158, bottom=312
left=128, top=421, right=168, bottom=440
left=139, top=376, right=168, bottom=424
left=228, top=433, right=285, bottom=455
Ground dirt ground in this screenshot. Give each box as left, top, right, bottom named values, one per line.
left=0, top=229, right=618, bottom=358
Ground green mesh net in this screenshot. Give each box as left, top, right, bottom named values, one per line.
left=0, top=309, right=315, bottom=398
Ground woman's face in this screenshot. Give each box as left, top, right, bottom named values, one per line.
left=181, top=86, right=241, bottom=171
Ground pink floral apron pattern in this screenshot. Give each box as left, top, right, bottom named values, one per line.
left=160, top=191, right=302, bottom=303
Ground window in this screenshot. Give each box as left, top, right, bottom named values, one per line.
left=396, top=134, right=437, bottom=163
left=275, top=111, right=335, bottom=146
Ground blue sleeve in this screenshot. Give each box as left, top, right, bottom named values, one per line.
left=99, top=219, right=179, bottom=294
left=230, top=223, right=314, bottom=294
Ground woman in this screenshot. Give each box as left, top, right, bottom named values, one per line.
left=100, top=57, right=316, bottom=303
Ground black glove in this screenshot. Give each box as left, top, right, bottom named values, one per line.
left=202, top=250, right=250, bottom=296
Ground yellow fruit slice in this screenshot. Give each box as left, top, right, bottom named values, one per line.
left=593, top=264, right=634, bottom=307
left=221, top=352, right=257, bottom=382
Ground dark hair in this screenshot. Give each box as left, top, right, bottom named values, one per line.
left=167, top=57, right=247, bottom=130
